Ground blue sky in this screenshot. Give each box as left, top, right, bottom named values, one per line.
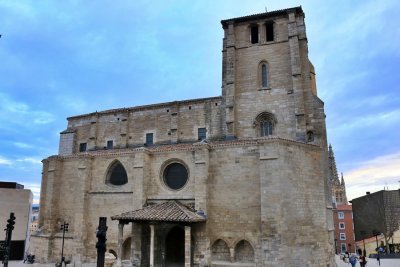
left=0, top=0, right=399, bottom=204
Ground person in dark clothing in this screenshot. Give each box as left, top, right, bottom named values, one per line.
left=358, top=248, right=367, bottom=267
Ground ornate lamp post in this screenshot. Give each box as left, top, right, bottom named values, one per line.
left=3, top=213, right=16, bottom=267
left=96, top=217, right=108, bottom=267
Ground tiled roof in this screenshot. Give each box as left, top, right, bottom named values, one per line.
left=67, top=96, right=222, bottom=120
left=221, top=6, right=303, bottom=26
left=111, top=200, right=206, bottom=223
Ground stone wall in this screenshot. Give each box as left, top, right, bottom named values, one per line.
left=32, top=138, right=334, bottom=266
left=59, top=97, right=223, bottom=156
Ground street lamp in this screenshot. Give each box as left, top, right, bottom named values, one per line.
left=360, top=230, right=366, bottom=256
left=373, top=230, right=380, bottom=266
left=3, top=213, right=16, bottom=267
left=60, top=222, right=69, bottom=266
left=96, top=217, right=108, bottom=267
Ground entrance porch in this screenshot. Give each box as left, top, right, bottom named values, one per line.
left=111, top=200, right=206, bottom=267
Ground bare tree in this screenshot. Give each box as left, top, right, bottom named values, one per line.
left=352, top=190, right=400, bottom=252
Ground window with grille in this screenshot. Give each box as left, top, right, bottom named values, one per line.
left=146, top=133, right=153, bottom=145
left=198, top=128, right=206, bottom=141
left=107, top=140, right=113, bottom=149
left=255, top=112, right=275, bottom=137
left=260, top=121, right=273, bottom=136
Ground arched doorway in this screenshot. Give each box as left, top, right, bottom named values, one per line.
left=165, top=226, right=185, bottom=266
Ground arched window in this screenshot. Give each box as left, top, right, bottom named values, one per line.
left=307, top=130, right=314, bottom=142
left=254, top=112, right=276, bottom=137
left=258, top=61, right=270, bottom=88
left=260, top=120, right=273, bottom=136
left=235, top=240, right=255, bottom=263
left=106, top=160, right=128, bottom=186
left=211, top=239, right=230, bottom=262
left=261, top=64, right=268, bottom=87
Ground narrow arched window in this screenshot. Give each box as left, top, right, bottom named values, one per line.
left=258, top=61, right=270, bottom=88
left=262, top=64, right=268, bottom=87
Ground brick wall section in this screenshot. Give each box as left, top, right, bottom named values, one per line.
left=333, top=205, right=356, bottom=253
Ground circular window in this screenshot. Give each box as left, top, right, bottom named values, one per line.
left=163, top=162, right=188, bottom=190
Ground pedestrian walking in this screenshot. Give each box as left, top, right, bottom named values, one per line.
left=358, top=248, right=367, bottom=267
left=349, top=253, right=357, bottom=267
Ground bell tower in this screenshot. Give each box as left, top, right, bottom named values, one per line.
left=221, top=7, right=326, bottom=146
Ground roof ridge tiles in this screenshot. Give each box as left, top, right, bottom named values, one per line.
left=221, top=6, right=303, bottom=25
left=68, top=96, right=222, bottom=120
left=111, top=200, right=206, bottom=222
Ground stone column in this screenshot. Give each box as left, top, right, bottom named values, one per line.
left=150, top=224, right=155, bottom=267
left=184, top=226, right=191, bottom=267
left=116, top=223, right=124, bottom=267
left=130, top=223, right=135, bottom=263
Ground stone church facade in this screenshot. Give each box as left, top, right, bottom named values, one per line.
left=32, top=7, right=336, bottom=267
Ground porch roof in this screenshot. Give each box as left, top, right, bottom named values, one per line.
left=111, top=200, right=206, bottom=223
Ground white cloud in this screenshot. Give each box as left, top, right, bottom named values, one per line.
left=328, top=0, right=398, bottom=57
left=0, top=93, right=55, bottom=127
left=23, top=182, right=42, bottom=204
left=55, top=95, right=88, bottom=113
left=16, top=157, right=42, bottom=165
left=349, top=95, right=394, bottom=110
left=346, top=152, right=400, bottom=200
left=32, top=111, right=55, bottom=124
left=13, top=142, right=34, bottom=149
left=0, top=156, right=12, bottom=165
left=332, top=109, right=400, bottom=133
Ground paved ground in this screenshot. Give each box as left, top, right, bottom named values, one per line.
left=334, top=254, right=400, bottom=267
left=6, top=255, right=400, bottom=267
